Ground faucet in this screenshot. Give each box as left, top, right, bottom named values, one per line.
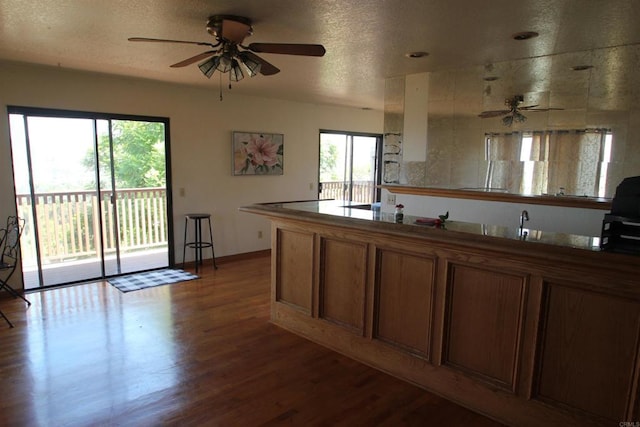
left=519, top=210, right=529, bottom=233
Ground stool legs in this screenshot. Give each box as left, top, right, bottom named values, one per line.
left=182, top=217, right=189, bottom=271
left=182, top=215, right=217, bottom=273
left=207, top=217, right=218, bottom=270
left=194, top=218, right=202, bottom=270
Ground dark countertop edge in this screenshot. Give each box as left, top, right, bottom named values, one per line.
left=381, top=185, right=612, bottom=210
left=239, top=202, right=640, bottom=274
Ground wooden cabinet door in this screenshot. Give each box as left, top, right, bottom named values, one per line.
left=374, top=248, right=436, bottom=359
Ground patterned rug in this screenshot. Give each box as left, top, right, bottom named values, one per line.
left=108, top=269, right=199, bottom=293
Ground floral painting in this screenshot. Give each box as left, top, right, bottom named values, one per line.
left=232, top=132, right=284, bottom=175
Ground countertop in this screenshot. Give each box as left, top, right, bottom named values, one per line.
left=243, top=199, right=602, bottom=252
left=381, top=184, right=612, bottom=210
left=242, top=199, right=639, bottom=279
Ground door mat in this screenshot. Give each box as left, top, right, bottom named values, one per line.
left=108, top=269, right=198, bottom=293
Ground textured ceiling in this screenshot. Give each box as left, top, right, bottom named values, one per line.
left=1, top=0, right=639, bottom=110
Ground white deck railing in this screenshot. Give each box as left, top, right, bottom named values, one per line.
left=319, top=180, right=376, bottom=204
left=16, top=188, right=167, bottom=264
left=15, top=183, right=373, bottom=265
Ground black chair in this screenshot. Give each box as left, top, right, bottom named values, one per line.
left=0, top=216, right=31, bottom=328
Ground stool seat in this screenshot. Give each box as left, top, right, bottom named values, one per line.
left=182, top=213, right=217, bottom=272
left=186, top=213, right=210, bottom=219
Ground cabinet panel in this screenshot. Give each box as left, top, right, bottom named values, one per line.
left=276, top=228, right=314, bottom=313
left=319, top=237, right=367, bottom=333
left=443, top=263, right=526, bottom=391
left=534, top=283, right=640, bottom=421
left=375, top=249, right=435, bottom=358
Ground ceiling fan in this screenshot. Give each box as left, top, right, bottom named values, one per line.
left=129, top=15, right=326, bottom=82
left=478, top=95, right=563, bottom=126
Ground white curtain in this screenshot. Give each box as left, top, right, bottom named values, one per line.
left=486, top=129, right=607, bottom=196
left=526, top=131, right=550, bottom=195
left=547, top=130, right=605, bottom=197
left=486, top=132, right=523, bottom=192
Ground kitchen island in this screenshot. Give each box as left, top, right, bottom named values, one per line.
left=240, top=200, right=640, bottom=427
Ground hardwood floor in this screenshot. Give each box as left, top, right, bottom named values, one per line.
left=0, top=254, right=503, bottom=426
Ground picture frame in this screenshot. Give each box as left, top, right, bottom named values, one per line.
left=232, top=131, right=284, bottom=176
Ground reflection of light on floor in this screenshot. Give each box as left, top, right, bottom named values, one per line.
left=23, top=248, right=169, bottom=289
left=25, top=283, right=178, bottom=425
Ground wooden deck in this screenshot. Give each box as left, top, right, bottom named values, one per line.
left=0, top=254, right=502, bottom=426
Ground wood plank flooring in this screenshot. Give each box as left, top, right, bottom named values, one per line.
left=0, top=254, right=504, bottom=426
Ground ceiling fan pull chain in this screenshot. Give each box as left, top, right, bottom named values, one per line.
left=219, top=72, right=224, bottom=101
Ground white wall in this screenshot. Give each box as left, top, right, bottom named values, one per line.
left=381, top=189, right=606, bottom=236
left=402, top=73, right=428, bottom=161
left=0, top=61, right=383, bottom=278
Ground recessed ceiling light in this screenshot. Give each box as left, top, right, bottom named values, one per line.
left=512, top=31, right=539, bottom=41
left=571, top=65, right=593, bottom=71
left=483, top=76, right=499, bottom=81
left=405, top=51, right=429, bottom=58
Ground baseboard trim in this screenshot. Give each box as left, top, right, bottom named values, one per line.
left=179, top=249, right=271, bottom=269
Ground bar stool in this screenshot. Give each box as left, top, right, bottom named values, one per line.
left=182, top=213, right=218, bottom=272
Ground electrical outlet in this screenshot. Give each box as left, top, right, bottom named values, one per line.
left=386, top=193, right=396, bottom=205
left=258, top=230, right=263, bottom=239
left=179, top=187, right=185, bottom=197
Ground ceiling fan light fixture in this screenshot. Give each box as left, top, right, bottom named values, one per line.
left=502, top=111, right=527, bottom=126
left=405, top=51, right=429, bottom=58
left=198, top=56, right=220, bottom=78
left=216, top=54, right=233, bottom=73
left=229, top=59, right=244, bottom=82
left=512, top=31, right=539, bottom=41
left=238, top=52, right=261, bottom=77
left=514, top=111, right=527, bottom=123
left=571, top=64, right=593, bottom=71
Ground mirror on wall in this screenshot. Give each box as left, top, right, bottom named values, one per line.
left=420, top=43, right=640, bottom=198
left=484, top=128, right=612, bottom=197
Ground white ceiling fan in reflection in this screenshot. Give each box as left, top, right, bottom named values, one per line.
left=478, top=95, right=563, bottom=126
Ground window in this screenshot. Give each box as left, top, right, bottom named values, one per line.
left=318, top=131, right=382, bottom=204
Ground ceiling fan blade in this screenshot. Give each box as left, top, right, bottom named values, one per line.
left=519, top=104, right=540, bottom=110
left=170, top=51, right=217, bottom=68
left=527, top=107, right=565, bottom=112
left=248, top=43, right=326, bottom=57
left=128, top=37, right=219, bottom=48
left=479, top=110, right=510, bottom=118
left=242, top=51, right=280, bottom=75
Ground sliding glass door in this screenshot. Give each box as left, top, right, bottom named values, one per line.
left=318, top=131, right=382, bottom=204
left=8, top=107, right=173, bottom=289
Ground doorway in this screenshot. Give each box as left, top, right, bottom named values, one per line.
left=8, top=107, right=173, bottom=289
left=318, top=131, right=382, bottom=204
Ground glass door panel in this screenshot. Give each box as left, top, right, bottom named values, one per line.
left=319, top=132, right=381, bottom=204
left=351, top=136, right=378, bottom=203
left=10, top=116, right=103, bottom=288
left=319, top=133, right=349, bottom=201
left=109, top=120, right=169, bottom=274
